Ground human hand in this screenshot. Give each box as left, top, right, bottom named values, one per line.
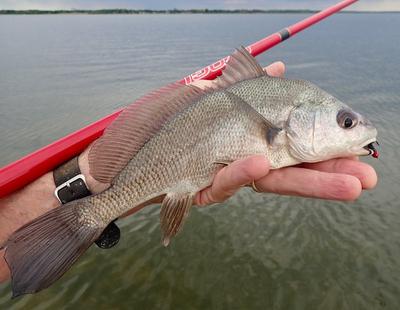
left=192, top=62, right=378, bottom=205
left=194, top=155, right=377, bottom=205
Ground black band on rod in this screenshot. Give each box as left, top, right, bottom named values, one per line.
left=279, top=28, right=291, bottom=41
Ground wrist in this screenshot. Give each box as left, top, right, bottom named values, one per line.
left=0, top=172, right=59, bottom=241
left=78, top=145, right=110, bottom=194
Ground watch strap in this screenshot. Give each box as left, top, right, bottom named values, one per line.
left=53, top=157, right=91, bottom=204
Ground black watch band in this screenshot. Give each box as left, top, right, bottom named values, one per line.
left=53, top=157, right=120, bottom=249
left=53, top=157, right=91, bottom=204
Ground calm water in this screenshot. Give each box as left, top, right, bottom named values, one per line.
left=1, top=13, right=400, bottom=309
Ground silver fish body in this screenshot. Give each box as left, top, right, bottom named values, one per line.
left=2, top=47, right=378, bottom=297
left=89, top=89, right=280, bottom=227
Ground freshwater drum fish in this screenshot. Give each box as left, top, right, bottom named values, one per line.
left=1, top=47, right=378, bottom=297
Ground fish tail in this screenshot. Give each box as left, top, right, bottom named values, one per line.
left=2, top=199, right=104, bottom=298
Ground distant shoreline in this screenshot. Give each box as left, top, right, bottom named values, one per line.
left=0, top=9, right=398, bottom=15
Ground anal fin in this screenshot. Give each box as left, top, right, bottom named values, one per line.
left=160, top=192, right=195, bottom=246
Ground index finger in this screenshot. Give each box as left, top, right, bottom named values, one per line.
left=254, top=166, right=362, bottom=201
left=264, top=61, right=285, bottom=77
left=300, top=158, right=377, bottom=190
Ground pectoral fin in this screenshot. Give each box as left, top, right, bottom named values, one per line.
left=224, top=91, right=283, bottom=146
left=160, top=192, right=195, bottom=246
left=213, top=160, right=232, bottom=166
left=267, top=127, right=283, bottom=146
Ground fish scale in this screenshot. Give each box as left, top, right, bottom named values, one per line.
left=92, top=90, right=271, bottom=221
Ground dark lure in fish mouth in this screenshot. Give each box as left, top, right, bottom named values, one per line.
left=363, top=141, right=380, bottom=158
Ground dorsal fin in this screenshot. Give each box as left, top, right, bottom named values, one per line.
left=214, top=46, right=267, bottom=89
left=89, top=83, right=205, bottom=183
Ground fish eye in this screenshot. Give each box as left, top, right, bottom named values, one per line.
left=337, top=109, right=358, bottom=129
left=344, top=117, right=353, bottom=128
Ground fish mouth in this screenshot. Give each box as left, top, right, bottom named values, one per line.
left=363, top=141, right=380, bottom=158
left=360, top=139, right=380, bottom=158
left=350, top=138, right=379, bottom=158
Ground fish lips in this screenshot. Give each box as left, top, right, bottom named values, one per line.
left=350, top=138, right=380, bottom=158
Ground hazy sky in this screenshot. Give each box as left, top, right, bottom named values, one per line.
left=1, top=0, right=399, bottom=11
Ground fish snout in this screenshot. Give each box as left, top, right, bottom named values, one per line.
left=359, top=116, right=374, bottom=128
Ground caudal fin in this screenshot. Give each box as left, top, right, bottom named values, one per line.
left=2, top=199, right=103, bottom=298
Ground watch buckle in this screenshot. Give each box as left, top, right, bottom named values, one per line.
left=54, top=174, right=88, bottom=203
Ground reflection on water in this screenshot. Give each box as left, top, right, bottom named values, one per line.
left=1, top=13, right=400, bottom=309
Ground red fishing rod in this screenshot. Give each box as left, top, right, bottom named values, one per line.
left=0, top=0, right=358, bottom=198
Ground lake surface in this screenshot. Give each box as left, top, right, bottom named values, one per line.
left=0, top=13, right=400, bottom=309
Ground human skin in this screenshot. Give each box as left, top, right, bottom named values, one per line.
left=0, top=62, right=377, bottom=282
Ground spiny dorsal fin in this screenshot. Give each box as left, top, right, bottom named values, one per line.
left=214, top=46, right=267, bottom=89
left=89, top=83, right=205, bottom=183
left=160, top=192, right=195, bottom=246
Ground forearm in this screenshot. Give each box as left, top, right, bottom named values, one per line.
left=0, top=147, right=108, bottom=282
left=0, top=149, right=105, bottom=242
left=0, top=146, right=158, bottom=282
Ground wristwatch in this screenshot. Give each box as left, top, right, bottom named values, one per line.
left=53, top=157, right=120, bottom=249
left=53, top=157, right=91, bottom=204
